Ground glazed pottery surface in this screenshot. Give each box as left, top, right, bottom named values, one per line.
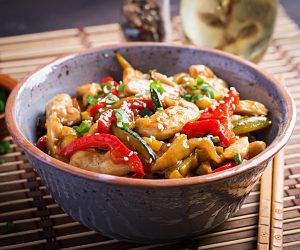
left=6, top=43, right=296, bottom=243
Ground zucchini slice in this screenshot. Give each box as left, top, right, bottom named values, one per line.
left=232, top=116, right=271, bottom=135
left=150, top=88, right=163, bottom=111
left=111, top=125, right=157, bottom=163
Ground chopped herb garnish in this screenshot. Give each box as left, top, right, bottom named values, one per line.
left=105, top=94, right=119, bottom=105
left=196, top=77, right=204, bottom=85
left=204, top=134, right=220, bottom=143
left=140, top=108, right=154, bottom=117
left=191, top=94, right=204, bottom=102
left=114, top=108, right=129, bottom=129
left=234, top=153, right=243, bottom=165
left=118, top=84, right=125, bottom=92
left=201, top=85, right=215, bottom=99
left=86, top=95, right=98, bottom=105
left=102, top=81, right=114, bottom=94
left=73, top=120, right=91, bottom=135
left=190, top=85, right=198, bottom=90
left=182, top=94, right=192, bottom=101
left=0, top=140, right=10, bottom=154
left=156, top=107, right=164, bottom=112
left=150, top=79, right=164, bottom=95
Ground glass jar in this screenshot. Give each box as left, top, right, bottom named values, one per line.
left=180, top=0, right=278, bottom=63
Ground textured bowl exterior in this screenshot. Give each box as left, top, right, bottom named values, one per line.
left=28, top=152, right=268, bottom=242
left=6, top=43, right=296, bottom=243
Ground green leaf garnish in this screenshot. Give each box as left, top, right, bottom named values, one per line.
left=114, top=108, right=129, bottom=129
left=0, top=141, right=10, bottom=154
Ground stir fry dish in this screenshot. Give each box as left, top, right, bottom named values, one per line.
left=36, top=53, right=271, bottom=179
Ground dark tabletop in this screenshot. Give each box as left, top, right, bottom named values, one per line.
left=0, top=0, right=299, bottom=37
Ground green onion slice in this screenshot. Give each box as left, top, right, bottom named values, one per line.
left=86, top=95, right=98, bottom=105
left=191, top=94, right=204, bottom=102
left=118, top=84, right=125, bottom=92
left=105, top=94, right=119, bottom=105
left=114, top=108, right=129, bottom=129
left=73, top=120, right=91, bottom=135
left=196, top=77, right=204, bottom=85
left=201, top=85, right=215, bottom=99
left=182, top=94, right=192, bottom=101
left=234, top=153, right=243, bottom=165
left=150, top=79, right=164, bottom=95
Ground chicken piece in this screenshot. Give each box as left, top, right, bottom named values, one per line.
left=223, top=137, right=249, bottom=159
left=189, top=65, right=215, bottom=79
left=70, top=149, right=130, bottom=176
left=75, top=83, right=101, bottom=107
left=235, top=100, right=268, bottom=116
left=163, top=97, right=199, bottom=112
left=151, top=134, right=193, bottom=172
left=124, top=78, right=180, bottom=98
left=46, top=114, right=78, bottom=157
left=46, top=94, right=81, bottom=126
left=135, top=106, right=200, bottom=140
left=151, top=71, right=177, bottom=87
left=46, top=114, right=63, bottom=156
left=248, top=141, right=266, bottom=159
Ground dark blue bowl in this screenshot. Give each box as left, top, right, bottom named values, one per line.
left=6, top=43, right=296, bottom=243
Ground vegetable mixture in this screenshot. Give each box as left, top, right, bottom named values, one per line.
left=36, top=53, right=271, bottom=179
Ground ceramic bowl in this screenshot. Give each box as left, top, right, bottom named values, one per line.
left=0, top=74, right=17, bottom=139
left=6, top=43, right=296, bottom=243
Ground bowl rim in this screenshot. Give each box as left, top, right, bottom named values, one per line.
left=5, top=42, right=297, bottom=187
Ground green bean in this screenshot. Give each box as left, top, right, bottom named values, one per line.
left=165, top=153, right=198, bottom=178
left=232, top=116, right=271, bottom=135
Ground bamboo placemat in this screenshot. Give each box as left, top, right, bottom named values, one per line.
left=0, top=7, right=300, bottom=250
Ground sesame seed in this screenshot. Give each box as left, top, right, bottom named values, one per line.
left=124, top=157, right=129, bottom=161
left=219, top=100, right=225, bottom=104
left=183, top=139, right=189, bottom=149
left=129, top=151, right=133, bottom=156
left=127, top=136, right=130, bottom=141
left=158, top=123, right=164, bottom=131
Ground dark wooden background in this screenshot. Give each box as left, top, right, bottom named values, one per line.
left=0, top=0, right=299, bottom=37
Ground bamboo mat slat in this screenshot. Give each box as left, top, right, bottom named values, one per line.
left=1, top=6, right=300, bottom=250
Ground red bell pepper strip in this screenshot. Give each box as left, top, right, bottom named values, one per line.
left=101, top=76, right=114, bottom=83
left=181, top=120, right=221, bottom=138
left=211, top=162, right=236, bottom=173
left=36, top=135, right=47, bottom=151
left=101, top=76, right=121, bottom=97
left=88, top=101, right=106, bottom=117
left=97, top=98, right=153, bottom=134
left=97, top=109, right=116, bottom=134
left=200, top=88, right=239, bottom=120
left=181, top=118, right=236, bottom=146
left=218, top=118, right=236, bottom=146
left=57, top=134, right=144, bottom=174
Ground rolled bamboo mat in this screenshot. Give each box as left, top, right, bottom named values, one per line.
left=0, top=6, right=300, bottom=250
